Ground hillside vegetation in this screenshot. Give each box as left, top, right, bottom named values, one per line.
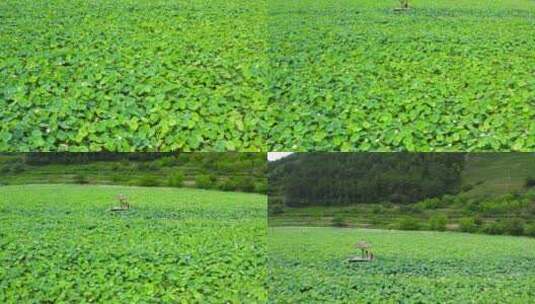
left=269, top=153, right=465, bottom=206
left=0, top=153, right=267, bottom=194
left=269, top=153, right=535, bottom=237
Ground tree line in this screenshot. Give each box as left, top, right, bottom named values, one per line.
left=269, top=153, right=466, bottom=207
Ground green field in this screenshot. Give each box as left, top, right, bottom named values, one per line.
left=267, top=0, right=535, bottom=151
left=269, top=227, right=535, bottom=303
left=2, top=1, right=534, bottom=152
left=0, top=184, right=267, bottom=303
left=0, top=0, right=266, bottom=151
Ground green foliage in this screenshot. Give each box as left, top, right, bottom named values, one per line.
left=481, top=222, right=505, bottom=235
left=238, top=177, right=256, bottom=192
left=254, top=181, right=268, bottom=194
left=462, top=184, right=474, bottom=192
left=0, top=1, right=266, bottom=151
left=73, top=174, right=89, bottom=184
left=269, top=227, right=535, bottom=303
left=503, top=218, right=525, bottom=236
left=2, top=1, right=534, bottom=152
left=269, top=205, right=284, bottom=216
left=399, top=0, right=409, bottom=9
left=110, top=175, right=122, bottom=183
left=0, top=185, right=267, bottom=302
left=167, top=172, right=184, bottom=188
left=525, top=223, right=535, bottom=237
left=429, top=215, right=447, bottom=231
left=397, top=217, right=420, bottom=230
left=267, top=0, right=535, bottom=151
left=459, top=217, right=478, bottom=233
left=371, top=205, right=383, bottom=214
left=525, top=177, right=535, bottom=188
left=195, top=175, right=215, bottom=189
left=416, top=197, right=447, bottom=209
left=0, top=163, right=25, bottom=174
left=136, top=175, right=159, bottom=187
left=271, top=153, right=465, bottom=207
left=331, top=215, right=347, bottom=227
left=0, top=153, right=266, bottom=193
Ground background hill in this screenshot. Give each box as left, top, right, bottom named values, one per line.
left=0, top=153, right=267, bottom=194
left=268, top=153, right=535, bottom=236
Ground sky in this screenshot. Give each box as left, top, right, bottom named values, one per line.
left=267, top=152, right=293, bottom=161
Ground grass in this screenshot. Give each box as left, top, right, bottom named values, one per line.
left=461, top=153, right=535, bottom=197
left=269, top=226, right=535, bottom=303
left=0, top=184, right=267, bottom=303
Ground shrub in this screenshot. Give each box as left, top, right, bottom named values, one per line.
left=11, top=163, right=25, bottom=173
left=474, top=180, right=485, bottom=186
left=196, top=175, right=214, bottom=189
left=146, top=162, right=160, bottom=171
left=269, top=205, right=284, bottom=215
left=525, top=177, right=535, bottom=188
left=134, top=162, right=149, bottom=171
left=527, top=204, right=535, bottom=217
left=136, top=175, right=159, bottom=187
left=217, top=179, right=236, bottom=192
left=465, top=199, right=481, bottom=212
left=482, top=222, right=505, bottom=235
left=157, top=156, right=178, bottom=167
left=418, top=198, right=442, bottom=209
left=440, top=194, right=456, bottom=206
left=167, top=172, right=184, bottom=187
left=462, top=184, right=474, bottom=192
left=381, top=202, right=394, bottom=209
left=397, top=217, right=421, bottom=230
left=74, top=174, right=89, bottom=184
left=474, top=215, right=484, bottom=226
left=215, top=176, right=257, bottom=192
left=525, top=223, right=535, bottom=237
left=371, top=205, right=383, bottom=214
left=453, top=195, right=467, bottom=206
left=459, top=217, right=478, bottom=233
left=254, top=182, right=267, bottom=194
left=503, top=218, right=524, bottom=236
left=429, top=215, right=447, bottom=231
left=399, top=205, right=422, bottom=214
left=236, top=176, right=255, bottom=192
left=331, top=215, right=346, bottom=227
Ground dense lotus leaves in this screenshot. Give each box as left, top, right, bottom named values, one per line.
left=269, top=227, right=535, bottom=303
left=0, top=0, right=267, bottom=151
left=0, top=185, right=267, bottom=302
left=2, top=0, right=534, bottom=151
left=266, top=0, right=535, bottom=151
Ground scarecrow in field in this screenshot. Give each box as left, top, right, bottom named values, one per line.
left=118, top=194, right=129, bottom=209
left=399, top=0, right=409, bottom=9
left=354, top=241, right=374, bottom=261
left=110, top=194, right=130, bottom=212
